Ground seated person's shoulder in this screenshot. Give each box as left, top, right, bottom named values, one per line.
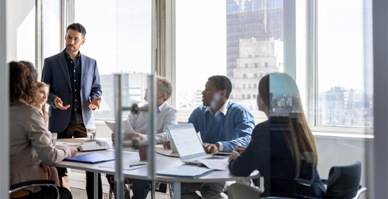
left=228, top=101, right=253, bottom=116
left=12, top=103, right=41, bottom=115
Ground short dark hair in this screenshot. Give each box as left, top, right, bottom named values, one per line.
left=67, top=23, right=87, bottom=36
left=208, top=75, right=232, bottom=99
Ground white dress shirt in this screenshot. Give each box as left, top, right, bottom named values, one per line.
left=127, top=102, right=177, bottom=143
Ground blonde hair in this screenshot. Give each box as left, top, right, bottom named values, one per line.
left=36, top=82, right=50, bottom=124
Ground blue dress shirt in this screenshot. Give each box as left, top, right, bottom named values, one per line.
left=188, top=101, right=255, bottom=152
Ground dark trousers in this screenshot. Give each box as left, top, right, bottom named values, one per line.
left=57, top=123, right=103, bottom=199
left=106, top=174, right=151, bottom=199
left=16, top=186, right=72, bottom=199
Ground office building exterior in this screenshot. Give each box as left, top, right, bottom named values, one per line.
left=226, top=0, right=283, bottom=76
left=229, top=37, right=283, bottom=110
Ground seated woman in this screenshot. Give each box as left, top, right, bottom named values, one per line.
left=31, top=81, right=62, bottom=187
left=9, top=61, right=77, bottom=199
left=228, top=73, right=325, bottom=198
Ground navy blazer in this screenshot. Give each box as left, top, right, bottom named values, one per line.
left=229, top=119, right=325, bottom=198
left=41, top=51, right=102, bottom=132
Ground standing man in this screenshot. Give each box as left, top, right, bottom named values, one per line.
left=41, top=23, right=103, bottom=199
left=181, top=75, right=255, bottom=199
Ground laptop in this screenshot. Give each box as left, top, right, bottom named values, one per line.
left=105, top=120, right=135, bottom=134
left=167, top=123, right=226, bottom=165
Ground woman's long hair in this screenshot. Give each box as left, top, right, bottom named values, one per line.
left=35, top=82, right=50, bottom=124
left=259, top=73, right=318, bottom=165
left=9, top=61, right=36, bottom=104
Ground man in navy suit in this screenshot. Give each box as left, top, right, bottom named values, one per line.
left=42, top=23, right=103, bottom=199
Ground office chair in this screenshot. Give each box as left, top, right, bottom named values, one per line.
left=107, top=179, right=173, bottom=199
left=10, top=180, right=59, bottom=199
left=323, top=161, right=366, bottom=199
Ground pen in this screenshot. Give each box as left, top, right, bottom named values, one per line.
left=129, top=163, right=147, bottom=167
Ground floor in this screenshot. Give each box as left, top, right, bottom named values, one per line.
left=71, top=188, right=108, bottom=199
left=70, top=187, right=172, bottom=199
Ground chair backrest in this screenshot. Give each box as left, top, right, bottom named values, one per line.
left=9, top=180, right=59, bottom=199
left=228, top=183, right=262, bottom=199
left=325, top=161, right=361, bottom=199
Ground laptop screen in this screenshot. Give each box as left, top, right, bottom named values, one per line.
left=105, top=120, right=135, bottom=134
left=167, top=123, right=207, bottom=161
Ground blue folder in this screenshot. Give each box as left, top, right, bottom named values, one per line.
left=157, top=165, right=214, bottom=178
left=65, top=153, right=115, bottom=164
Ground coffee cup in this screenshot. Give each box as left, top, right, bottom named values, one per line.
left=138, top=146, right=147, bottom=161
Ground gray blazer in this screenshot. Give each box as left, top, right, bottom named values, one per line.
left=41, top=51, right=102, bottom=132
left=9, top=102, right=71, bottom=186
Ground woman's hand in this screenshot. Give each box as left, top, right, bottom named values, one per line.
left=228, top=151, right=240, bottom=163
left=69, top=146, right=78, bottom=157
left=235, top=145, right=246, bottom=153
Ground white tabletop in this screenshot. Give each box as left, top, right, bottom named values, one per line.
left=55, top=149, right=260, bottom=183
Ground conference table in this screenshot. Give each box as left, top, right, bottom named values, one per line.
left=55, top=139, right=260, bottom=199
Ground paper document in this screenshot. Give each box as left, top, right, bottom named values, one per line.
left=198, top=158, right=229, bottom=170
left=155, top=145, right=179, bottom=157
left=157, top=165, right=214, bottom=178
left=99, top=161, right=148, bottom=170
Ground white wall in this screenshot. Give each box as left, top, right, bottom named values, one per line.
left=6, top=0, right=35, bottom=61
left=315, top=135, right=370, bottom=199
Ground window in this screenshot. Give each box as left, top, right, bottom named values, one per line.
left=176, top=0, right=226, bottom=110
left=254, top=73, right=258, bottom=78
left=43, top=0, right=61, bottom=59
left=175, top=0, right=283, bottom=121
left=316, top=0, right=373, bottom=128
left=242, top=84, right=246, bottom=89
left=74, top=0, right=152, bottom=119
left=247, top=94, right=251, bottom=99
left=264, top=62, right=268, bottom=67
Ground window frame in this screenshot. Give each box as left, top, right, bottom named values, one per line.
left=56, top=0, right=373, bottom=134
left=306, top=0, right=373, bottom=134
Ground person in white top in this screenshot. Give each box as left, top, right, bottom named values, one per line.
left=125, top=78, right=177, bottom=143
left=108, top=76, right=177, bottom=199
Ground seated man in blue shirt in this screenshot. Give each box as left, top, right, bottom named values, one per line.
left=181, top=75, right=255, bottom=199
left=107, top=76, right=177, bottom=199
